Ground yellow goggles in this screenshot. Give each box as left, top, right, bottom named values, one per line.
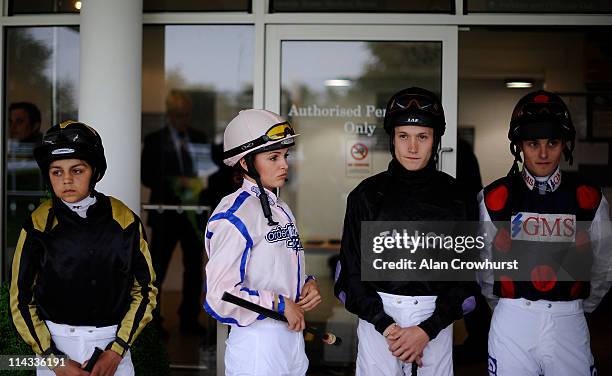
left=264, top=122, right=295, bottom=141
left=224, top=121, right=296, bottom=159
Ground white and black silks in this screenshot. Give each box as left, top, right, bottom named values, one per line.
left=333, top=159, right=480, bottom=339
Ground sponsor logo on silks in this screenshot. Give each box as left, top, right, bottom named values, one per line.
left=265, top=223, right=303, bottom=251
left=591, top=365, right=597, bottom=376
left=547, top=167, right=562, bottom=191
left=51, top=147, right=75, bottom=155
left=487, top=355, right=497, bottom=376
left=522, top=166, right=562, bottom=193
left=521, top=168, right=536, bottom=190
left=510, top=212, right=576, bottom=242
left=511, top=213, right=523, bottom=237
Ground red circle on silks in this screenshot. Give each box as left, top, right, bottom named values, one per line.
left=531, top=265, right=557, bottom=292
left=570, top=281, right=584, bottom=299
left=576, top=185, right=600, bottom=210
left=499, top=275, right=515, bottom=298
left=485, top=185, right=508, bottom=212
left=575, top=230, right=590, bottom=252
left=493, top=228, right=511, bottom=253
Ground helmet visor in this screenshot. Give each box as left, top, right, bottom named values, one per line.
left=42, top=128, right=99, bottom=147
left=387, top=93, right=443, bottom=118
left=224, top=121, right=296, bottom=159
left=264, top=122, right=295, bottom=141
left=516, top=102, right=569, bottom=120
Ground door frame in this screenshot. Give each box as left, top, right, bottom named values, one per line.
left=264, top=24, right=458, bottom=175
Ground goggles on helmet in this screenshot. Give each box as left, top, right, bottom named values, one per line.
left=224, top=122, right=295, bottom=159
left=386, top=93, right=443, bottom=118
left=42, top=128, right=99, bottom=146
left=513, top=102, right=569, bottom=122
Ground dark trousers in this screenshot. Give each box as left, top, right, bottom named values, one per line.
left=150, top=212, right=204, bottom=324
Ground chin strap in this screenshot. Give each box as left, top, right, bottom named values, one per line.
left=432, top=137, right=442, bottom=170
left=244, top=155, right=278, bottom=226
left=508, top=141, right=522, bottom=176
left=563, top=140, right=575, bottom=166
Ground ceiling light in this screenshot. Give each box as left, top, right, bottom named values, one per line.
left=325, top=79, right=351, bottom=87
left=505, top=80, right=533, bottom=89
left=74, top=1, right=82, bottom=10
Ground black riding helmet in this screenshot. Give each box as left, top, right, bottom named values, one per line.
left=34, top=120, right=107, bottom=192
left=508, top=90, right=575, bottom=175
left=383, top=87, right=446, bottom=162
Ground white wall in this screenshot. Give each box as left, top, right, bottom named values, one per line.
left=459, top=79, right=529, bottom=185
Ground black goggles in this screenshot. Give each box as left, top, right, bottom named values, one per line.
left=224, top=122, right=296, bottom=158
left=387, top=94, right=443, bottom=117
left=517, top=102, right=569, bottom=120
left=42, top=129, right=98, bottom=146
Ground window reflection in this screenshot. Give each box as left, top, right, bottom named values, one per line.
left=466, top=0, right=612, bottom=13
left=144, top=0, right=250, bottom=12
left=140, top=25, right=253, bottom=367
left=9, top=0, right=250, bottom=14
left=270, top=0, right=453, bottom=13
left=4, top=27, right=80, bottom=277
left=281, top=41, right=441, bottom=243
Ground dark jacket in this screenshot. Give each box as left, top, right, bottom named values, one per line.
left=141, top=126, right=208, bottom=226
left=10, top=192, right=157, bottom=357
left=334, top=159, right=478, bottom=340
left=482, top=169, right=604, bottom=303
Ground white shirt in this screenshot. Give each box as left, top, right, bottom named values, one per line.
left=204, top=179, right=307, bottom=326
left=61, top=195, right=97, bottom=218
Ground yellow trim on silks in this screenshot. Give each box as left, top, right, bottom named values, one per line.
left=113, top=223, right=157, bottom=357
left=110, top=342, right=126, bottom=357
left=10, top=230, right=52, bottom=355
left=115, top=279, right=142, bottom=357
left=31, top=200, right=57, bottom=232
left=109, top=197, right=135, bottom=230
left=59, top=120, right=99, bottom=136
left=28, top=291, right=52, bottom=352
left=59, top=120, right=79, bottom=129
left=139, top=224, right=157, bottom=286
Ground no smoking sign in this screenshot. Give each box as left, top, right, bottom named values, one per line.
left=346, top=140, right=372, bottom=177
left=350, top=143, right=368, bottom=160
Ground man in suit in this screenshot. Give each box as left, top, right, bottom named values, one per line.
left=8, top=101, right=43, bottom=143
left=141, top=91, right=207, bottom=335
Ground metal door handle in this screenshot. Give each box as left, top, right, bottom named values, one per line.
left=438, top=147, right=454, bottom=171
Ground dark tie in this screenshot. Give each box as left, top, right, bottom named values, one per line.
left=178, top=131, right=194, bottom=176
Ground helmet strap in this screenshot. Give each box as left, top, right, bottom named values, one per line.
left=245, top=155, right=278, bottom=226
left=88, top=167, right=98, bottom=196
left=508, top=141, right=522, bottom=176
left=563, top=140, right=575, bottom=166
left=432, top=139, right=441, bottom=169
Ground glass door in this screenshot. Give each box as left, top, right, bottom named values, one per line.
left=264, top=24, right=458, bottom=373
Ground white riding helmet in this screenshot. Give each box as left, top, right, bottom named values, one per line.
left=223, top=109, right=299, bottom=167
